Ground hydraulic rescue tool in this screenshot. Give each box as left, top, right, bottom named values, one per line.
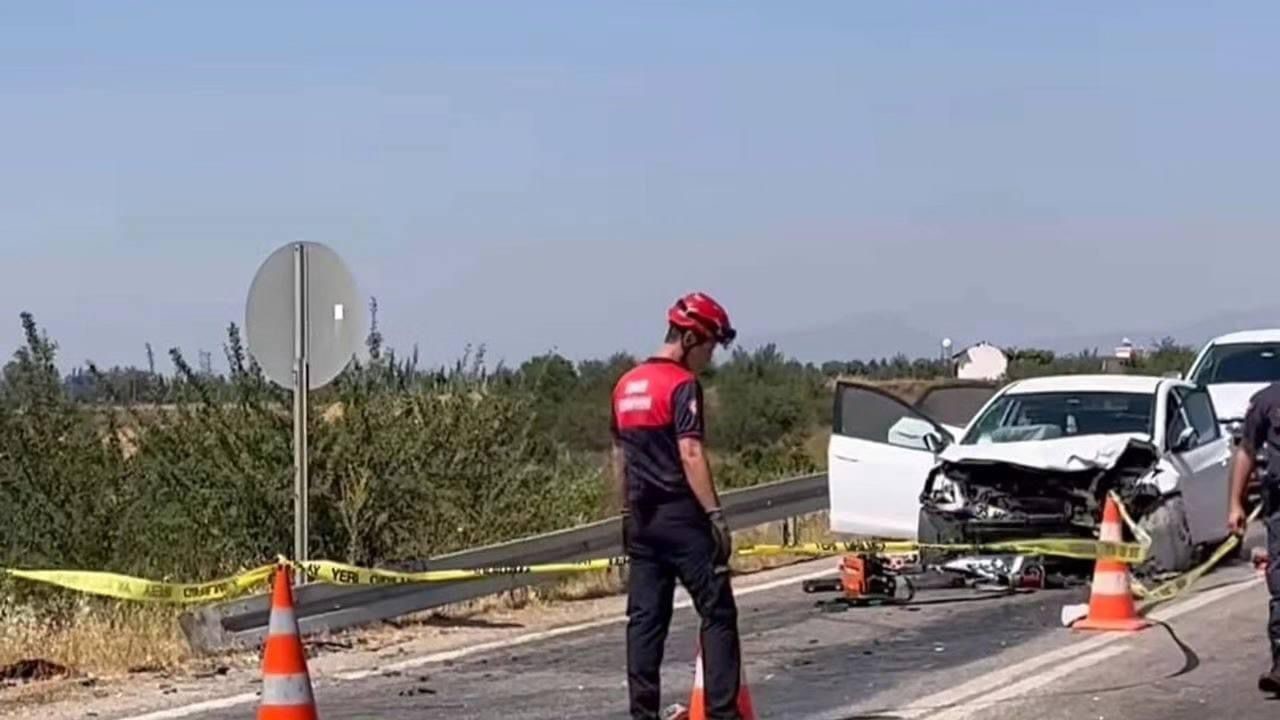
left=801, top=554, right=916, bottom=609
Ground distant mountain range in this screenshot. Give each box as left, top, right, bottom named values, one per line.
left=753, top=304, right=1280, bottom=363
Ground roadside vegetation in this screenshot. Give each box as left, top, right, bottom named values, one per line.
left=0, top=304, right=1198, bottom=677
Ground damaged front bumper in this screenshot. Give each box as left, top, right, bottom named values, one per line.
left=917, top=436, right=1163, bottom=572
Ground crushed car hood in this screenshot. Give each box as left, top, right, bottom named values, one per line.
left=922, top=433, right=1164, bottom=538
left=937, top=433, right=1159, bottom=473
left=920, top=434, right=1165, bottom=568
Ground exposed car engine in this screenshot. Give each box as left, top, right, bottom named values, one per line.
left=917, top=438, right=1165, bottom=563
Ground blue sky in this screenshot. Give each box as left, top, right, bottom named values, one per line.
left=1, top=2, right=1277, bottom=370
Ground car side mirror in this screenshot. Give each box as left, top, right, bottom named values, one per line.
left=923, top=431, right=948, bottom=453
left=1172, top=426, right=1197, bottom=452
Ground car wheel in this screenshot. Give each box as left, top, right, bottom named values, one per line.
left=1137, top=495, right=1195, bottom=576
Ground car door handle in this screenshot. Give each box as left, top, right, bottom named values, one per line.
left=833, top=454, right=860, bottom=463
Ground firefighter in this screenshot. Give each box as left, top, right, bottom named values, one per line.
left=1228, top=381, right=1280, bottom=692
left=610, top=292, right=742, bottom=720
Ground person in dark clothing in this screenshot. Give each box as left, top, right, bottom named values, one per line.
left=1229, top=381, right=1280, bottom=693
left=611, top=292, right=742, bottom=720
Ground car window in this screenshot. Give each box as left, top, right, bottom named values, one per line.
left=1168, top=386, right=1220, bottom=449
left=1190, top=342, right=1280, bottom=385
left=913, top=383, right=999, bottom=428
left=834, top=383, right=946, bottom=452
left=961, top=391, right=1154, bottom=444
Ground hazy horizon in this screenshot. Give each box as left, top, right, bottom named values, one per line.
left=3, top=3, right=1277, bottom=372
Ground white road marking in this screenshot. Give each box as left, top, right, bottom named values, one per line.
left=114, top=693, right=260, bottom=720
left=924, top=645, right=1129, bottom=720
left=805, top=575, right=1263, bottom=720
left=117, top=562, right=837, bottom=719
left=855, top=633, right=1122, bottom=720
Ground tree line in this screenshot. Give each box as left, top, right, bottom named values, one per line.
left=0, top=302, right=1201, bottom=615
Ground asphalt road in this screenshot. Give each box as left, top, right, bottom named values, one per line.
left=942, top=570, right=1275, bottom=720
left=162, top=544, right=1276, bottom=720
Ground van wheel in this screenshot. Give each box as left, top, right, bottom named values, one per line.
left=1136, top=495, right=1195, bottom=576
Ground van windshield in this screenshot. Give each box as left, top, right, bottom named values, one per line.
left=961, top=391, right=1154, bottom=444
left=1190, top=343, right=1280, bottom=385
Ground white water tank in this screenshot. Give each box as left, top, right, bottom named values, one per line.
left=955, top=342, right=1009, bottom=381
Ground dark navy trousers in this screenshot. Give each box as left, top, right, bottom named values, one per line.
left=1265, top=489, right=1280, bottom=669
left=625, top=500, right=742, bottom=720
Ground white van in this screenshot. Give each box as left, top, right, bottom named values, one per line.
left=1186, top=329, right=1280, bottom=435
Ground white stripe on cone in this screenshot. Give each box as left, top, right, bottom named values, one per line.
left=1099, top=520, right=1122, bottom=542
left=268, top=607, right=298, bottom=636
left=260, top=673, right=314, bottom=705
left=1090, top=569, right=1132, bottom=596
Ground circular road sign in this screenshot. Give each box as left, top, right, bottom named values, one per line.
left=245, top=242, right=367, bottom=390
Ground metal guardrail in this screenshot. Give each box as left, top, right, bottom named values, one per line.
left=179, top=472, right=828, bottom=653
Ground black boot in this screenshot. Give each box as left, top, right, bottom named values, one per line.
left=1258, top=668, right=1280, bottom=694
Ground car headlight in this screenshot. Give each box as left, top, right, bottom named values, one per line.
left=928, top=473, right=967, bottom=511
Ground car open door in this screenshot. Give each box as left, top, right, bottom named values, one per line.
left=828, top=381, right=954, bottom=539
left=913, top=381, right=1000, bottom=437
left=1163, top=384, right=1232, bottom=546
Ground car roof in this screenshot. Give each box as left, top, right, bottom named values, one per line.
left=1002, top=374, right=1165, bottom=395
left=1203, top=329, right=1280, bottom=346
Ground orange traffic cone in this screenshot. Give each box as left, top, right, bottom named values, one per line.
left=258, top=564, right=319, bottom=720
left=687, top=640, right=756, bottom=720
left=1073, top=494, right=1150, bottom=632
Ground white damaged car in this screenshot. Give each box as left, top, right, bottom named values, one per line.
left=827, top=375, right=1234, bottom=574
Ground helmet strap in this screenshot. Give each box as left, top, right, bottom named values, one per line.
left=685, top=326, right=719, bottom=350
left=669, top=329, right=701, bottom=367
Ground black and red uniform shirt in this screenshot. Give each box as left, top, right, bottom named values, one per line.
left=611, top=358, right=705, bottom=509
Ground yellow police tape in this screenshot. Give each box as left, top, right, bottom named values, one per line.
left=1131, top=502, right=1264, bottom=605
left=0, top=558, right=633, bottom=603
left=292, top=556, right=629, bottom=587
left=1, top=533, right=1147, bottom=603
left=2, top=564, right=277, bottom=604
left=734, top=536, right=1149, bottom=564
left=5, top=492, right=1260, bottom=604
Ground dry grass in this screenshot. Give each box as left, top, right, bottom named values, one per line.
left=0, top=599, right=195, bottom=680
left=729, top=511, right=837, bottom=573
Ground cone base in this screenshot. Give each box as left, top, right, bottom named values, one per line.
left=687, top=675, right=757, bottom=720
left=258, top=707, right=318, bottom=720
left=1073, top=616, right=1151, bottom=632
left=687, top=697, right=755, bottom=720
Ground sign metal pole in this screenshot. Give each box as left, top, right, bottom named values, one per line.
left=292, top=243, right=310, bottom=571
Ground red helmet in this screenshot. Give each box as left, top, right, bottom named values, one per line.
left=668, top=292, right=736, bottom=346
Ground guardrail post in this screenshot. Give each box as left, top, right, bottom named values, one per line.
left=782, top=516, right=797, bottom=546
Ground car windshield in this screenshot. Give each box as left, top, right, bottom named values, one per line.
left=961, top=391, right=1154, bottom=444
left=1190, top=343, right=1280, bottom=385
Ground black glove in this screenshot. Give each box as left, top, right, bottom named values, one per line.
left=708, top=509, right=732, bottom=573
